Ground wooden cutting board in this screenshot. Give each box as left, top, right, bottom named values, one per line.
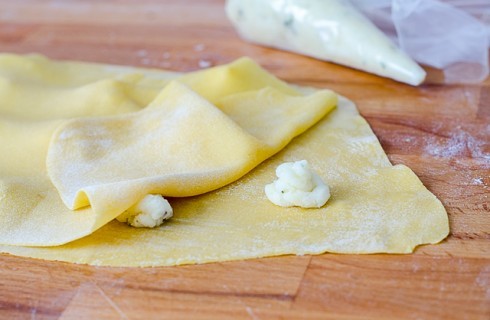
left=0, top=1, right=488, bottom=319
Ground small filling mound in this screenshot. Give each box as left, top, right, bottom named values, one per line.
left=265, top=160, right=330, bottom=208
left=116, top=194, right=173, bottom=228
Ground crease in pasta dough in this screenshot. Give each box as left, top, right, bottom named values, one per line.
left=0, top=54, right=449, bottom=266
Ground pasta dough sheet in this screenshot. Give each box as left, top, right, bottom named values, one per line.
left=0, top=54, right=336, bottom=246
left=0, top=54, right=449, bottom=266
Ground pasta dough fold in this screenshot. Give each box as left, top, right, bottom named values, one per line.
left=47, top=81, right=336, bottom=230
left=0, top=54, right=336, bottom=246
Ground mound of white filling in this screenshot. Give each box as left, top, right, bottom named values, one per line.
left=116, top=194, right=173, bottom=228
left=265, top=160, right=330, bottom=208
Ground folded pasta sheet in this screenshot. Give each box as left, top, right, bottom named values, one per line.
left=0, top=54, right=448, bottom=266
left=0, top=54, right=336, bottom=246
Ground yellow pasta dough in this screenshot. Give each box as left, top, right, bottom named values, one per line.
left=0, top=54, right=336, bottom=246
left=0, top=54, right=449, bottom=266
left=46, top=82, right=335, bottom=239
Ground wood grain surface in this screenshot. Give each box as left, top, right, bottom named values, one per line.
left=0, top=0, right=489, bottom=319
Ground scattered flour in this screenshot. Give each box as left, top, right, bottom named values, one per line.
left=424, top=126, right=490, bottom=160
left=472, top=177, right=484, bottom=185
left=198, top=60, right=212, bottom=68
left=137, top=50, right=170, bottom=67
